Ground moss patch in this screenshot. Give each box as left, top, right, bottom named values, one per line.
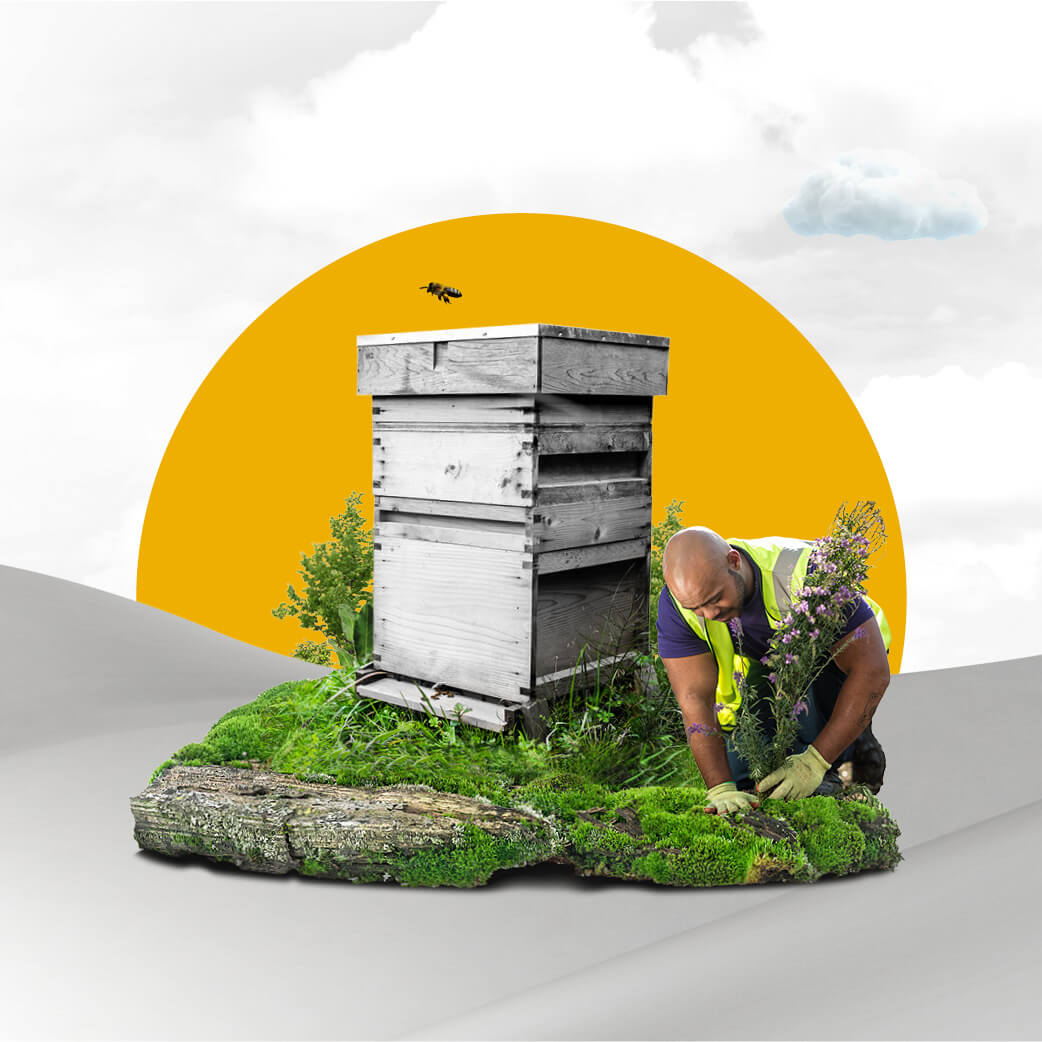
left=147, top=676, right=902, bottom=887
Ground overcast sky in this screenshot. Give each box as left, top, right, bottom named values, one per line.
left=3, top=0, right=1040, bottom=673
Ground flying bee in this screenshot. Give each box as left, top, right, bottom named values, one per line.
left=419, top=282, right=463, bottom=303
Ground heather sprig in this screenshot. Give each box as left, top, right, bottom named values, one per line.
left=730, top=501, right=886, bottom=782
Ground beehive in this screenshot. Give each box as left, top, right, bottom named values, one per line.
left=355, top=323, right=669, bottom=732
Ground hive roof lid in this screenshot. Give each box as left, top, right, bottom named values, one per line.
left=357, top=324, right=669, bottom=348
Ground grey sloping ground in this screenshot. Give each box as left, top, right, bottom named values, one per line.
left=1, top=564, right=1040, bottom=1040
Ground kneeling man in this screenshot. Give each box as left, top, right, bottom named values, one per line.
left=659, top=527, right=890, bottom=814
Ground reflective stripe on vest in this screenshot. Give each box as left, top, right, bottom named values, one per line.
left=667, top=537, right=891, bottom=731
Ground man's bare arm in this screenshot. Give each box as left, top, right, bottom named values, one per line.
left=661, top=652, right=734, bottom=790
left=811, top=615, right=891, bottom=766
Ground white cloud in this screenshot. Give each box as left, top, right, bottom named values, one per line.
left=856, top=363, right=1042, bottom=670
left=927, top=304, right=958, bottom=324
left=783, top=149, right=988, bottom=240
left=857, top=363, right=1042, bottom=512
left=900, top=529, right=1042, bottom=673
left=226, top=1, right=800, bottom=249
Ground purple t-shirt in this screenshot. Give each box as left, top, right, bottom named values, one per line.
left=657, top=545, right=875, bottom=661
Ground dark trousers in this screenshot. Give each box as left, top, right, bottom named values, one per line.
left=725, top=660, right=858, bottom=788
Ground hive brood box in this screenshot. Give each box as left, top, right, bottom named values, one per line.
left=355, top=323, right=669, bottom=733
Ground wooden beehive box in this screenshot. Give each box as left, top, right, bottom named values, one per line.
left=355, top=323, right=669, bottom=732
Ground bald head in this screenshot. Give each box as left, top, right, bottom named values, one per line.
left=663, top=526, right=750, bottom=623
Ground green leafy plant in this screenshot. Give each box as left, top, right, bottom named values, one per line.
left=650, top=499, right=685, bottom=638
left=272, top=492, right=374, bottom=663
left=730, top=500, right=887, bottom=781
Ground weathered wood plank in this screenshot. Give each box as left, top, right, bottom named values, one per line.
left=535, top=395, right=651, bottom=426
left=357, top=342, right=434, bottom=395
left=377, top=510, right=526, bottom=534
left=374, top=538, right=533, bottom=701
left=375, top=496, right=529, bottom=523
left=537, top=427, right=649, bottom=455
left=540, top=338, right=669, bottom=396
left=534, top=478, right=650, bottom=506
left=535, top=496, right=651, bottom=551
left=373, top=394, right=535, bottom=425
left=536, top=538, right=648, bottom=574
left=355, top=676, right=511, bottom=731
left=536, top=326, right=668, bottom=349
left=359, top=338, right=539, bottom=395
left=374, top=430, right=534, bottom=505
left=358, top=324, right=668, bottom=348
left=534, top=561, right=648, bottom=677
left=376, top=520, right=529, bottom=553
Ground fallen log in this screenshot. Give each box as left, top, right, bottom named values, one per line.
left=131, top=764, right=558, bottom=885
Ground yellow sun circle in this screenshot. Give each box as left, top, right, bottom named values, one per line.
left=138, top=213, right=905, bottom=671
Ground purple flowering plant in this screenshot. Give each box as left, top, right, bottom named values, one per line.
left=729, top=501, right=887, bottom=783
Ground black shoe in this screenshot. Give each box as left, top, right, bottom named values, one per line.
left=812, top=768, right=845, bottom=796
left=851, top=724, right=886, bottom=794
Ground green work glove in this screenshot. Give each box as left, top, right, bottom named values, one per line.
left=705, top=782, right=761, bottom=815
left=756, top=745, right=831, bottom=801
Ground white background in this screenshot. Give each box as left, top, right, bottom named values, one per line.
left=3, top=0, right=1040, bottom=672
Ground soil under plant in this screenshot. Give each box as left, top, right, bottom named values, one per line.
left=133, top=669, right=902, bottom=887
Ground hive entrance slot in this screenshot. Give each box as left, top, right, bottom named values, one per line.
left=537, top=451, right=646, bottom=486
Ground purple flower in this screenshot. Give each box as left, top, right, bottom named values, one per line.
left=816, top=604, right=829, bottom=616
left=732, top=671, right=744, bottom=687
left=768, top=672, right=777, bottom=683
left=688, top=722, right=718, bottom=737
left=790, top=698, right=808, bottom=720
left=727, top=618, right=742, bottom=638
left=760, top=655, right=770, bottom=665
left=781, top=632, right=793, bottom=644
left=714, top=702, right=726, bottom=713
left=785, top=653, right=797, bottom=665
left=853, top=625, right=865, bottom=640
left=810, top=628, right=820, bottom=640
left=796, top=600, right=810, bottom=614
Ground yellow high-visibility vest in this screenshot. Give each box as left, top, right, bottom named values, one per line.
left=668, top=537, right=891, bottom=731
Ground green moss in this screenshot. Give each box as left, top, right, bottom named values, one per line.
left=571, top=819, right=642, bottom=853
left=385, top=822, right=554, bottom=888
left=510, top=774, right=609, bottom=819
left=173, top=742, right=210, bottom=761
left=147, top=675, right=902, bottom=887
left=768, top=796, right=866, bottom=877
left=149, top=759, right=176, bottom=784
left=834, top=792, right=903, bottom=870
left=630, top=839, right=751, bottom=887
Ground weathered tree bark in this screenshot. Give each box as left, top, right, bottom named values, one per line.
left=131, top=765, right=555, bottom=883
